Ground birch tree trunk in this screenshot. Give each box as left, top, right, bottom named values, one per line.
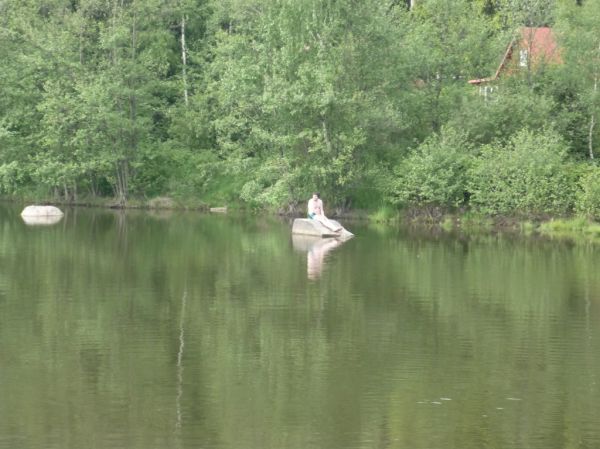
left=130, top=2, right=137, bottom=148
left=126, top=2, right=138, bottom=203
left=590, top=43, right=600, bottom=160
left=111, top=0, right=118, bottom=65
left=322, top=119, right=334, bottom=155
left=589, top=75, right=597, bottom=160
left=181, top=15, right=189, bottom=106
left=111, top=0, right=123, bottom=203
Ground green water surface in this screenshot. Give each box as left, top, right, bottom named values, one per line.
left=0, top=205, right=599, bottom=449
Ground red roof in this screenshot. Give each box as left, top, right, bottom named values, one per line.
left=468, top=27, right=561, bottom=85
left=520, top=27, right=560, bottom=64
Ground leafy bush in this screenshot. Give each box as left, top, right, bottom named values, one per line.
left=392, top=127, right=473, bottom=207
left=368, top=205, right=400, bottom=223
left=468, top=128, right=576, bottom=215
left=576, top=165, right=600, bottom=219
left=451, top=88, right=556, bottom=147
left=239, top=158, right=302, bottom=209
left=0, top=161, right=25, bottom=194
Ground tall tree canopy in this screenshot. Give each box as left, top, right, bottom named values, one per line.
left=0, top=0, right=598, bottom=216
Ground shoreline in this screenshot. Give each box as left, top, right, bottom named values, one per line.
left=6, top=195, right=600, bottom=241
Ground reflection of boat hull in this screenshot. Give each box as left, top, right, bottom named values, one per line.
left=292, top=218, right=353, bottom=239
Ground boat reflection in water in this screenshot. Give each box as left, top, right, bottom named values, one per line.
left=292, top=235, right=347, bottom=280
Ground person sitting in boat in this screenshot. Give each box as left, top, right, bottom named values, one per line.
left=307, top=192, right=341, bottom=232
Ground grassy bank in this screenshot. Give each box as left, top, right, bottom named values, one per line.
left=538, top=217, right=600, bottom=238
left=363, top=204, right=600, bottom=240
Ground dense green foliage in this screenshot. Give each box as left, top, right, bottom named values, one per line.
left=0, top=0, right=599, bottom=216
left=392, top=127, right=473, bottom=207
left=576, top=166, right=600, bottom=219
left=468, top=128, right=576, bottom=215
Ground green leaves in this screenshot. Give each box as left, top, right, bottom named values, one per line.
left=576, top=164, right=600, bottom=219
left=0, top=0, right=597, bottom=216
left=393, top=127, right=474, bottom=208
left=468, top=128, right=575, bottom=215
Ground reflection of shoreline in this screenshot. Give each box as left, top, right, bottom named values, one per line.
left=292, top=235, right=345, bottom=280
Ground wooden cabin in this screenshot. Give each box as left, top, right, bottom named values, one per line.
left=468, top=27, right=561, bottom=96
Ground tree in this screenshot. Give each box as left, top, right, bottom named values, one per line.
left=556, top=1, right=600, bottom=160
left=392, top=127, right=474, bottom=208
left=206, top=0, right=414, bottom=207
left=405, top=0, right=500, bottom=133
left=468, top=128, right=576, bottom=214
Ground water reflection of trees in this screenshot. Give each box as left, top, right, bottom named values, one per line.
left=1, top=210, right=600, bottom=448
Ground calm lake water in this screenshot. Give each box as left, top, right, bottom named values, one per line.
left=1, top=204, right=599, bottom=449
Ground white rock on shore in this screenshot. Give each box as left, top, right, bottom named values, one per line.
left=21, top=205, right=64, bottom=225
left=21, top=205, right=64, bottom=217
